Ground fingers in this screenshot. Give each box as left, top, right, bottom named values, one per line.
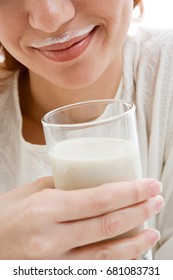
left=53, top=195, right=164, bottom=250
left=43, top=178, right=162, bottom=222
left=59, top=229, right=161, bottom=260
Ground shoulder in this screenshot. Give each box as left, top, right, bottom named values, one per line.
left=0, top=68, right=17, bottom=93
left=135, top=28, right=173, bottom=65
left=0, top=69, right=18, bottom=110
left=124, top=28, right=173, bottom=90
left=135, top=31, right=173, bottom=157
left=137, top=27, right=173, bottom=45
left=125, top=28, right=173, bottom=63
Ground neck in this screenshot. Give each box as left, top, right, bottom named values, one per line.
left=20, top=55, right=122, bottom=126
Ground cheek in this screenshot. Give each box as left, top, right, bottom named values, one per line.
left=93, top=0, right=133, bottom=22
left=0, top=7, right=27, bottom=53
left=106, top=4, right=133, bottom=53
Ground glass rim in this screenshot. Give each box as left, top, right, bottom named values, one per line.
left=41, top=99, right=136, bottom=129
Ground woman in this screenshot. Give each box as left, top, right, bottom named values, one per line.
left=0, top=0, right=171, bottom=259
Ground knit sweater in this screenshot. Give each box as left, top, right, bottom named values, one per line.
left=1, top=29, right=173, bottom=259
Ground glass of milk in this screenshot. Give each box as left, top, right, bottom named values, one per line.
left=42, top=99, right=151, bottom=260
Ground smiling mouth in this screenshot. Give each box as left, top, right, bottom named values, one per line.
left=32, top=26, right=98, bottom=62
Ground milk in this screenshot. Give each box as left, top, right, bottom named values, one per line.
left=49, top=137, right=151, bottom=259
left=49, top=137, right=142, bottom=190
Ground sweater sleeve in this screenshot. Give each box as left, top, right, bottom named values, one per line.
left=154, top=97, right=173, bottom=259
left=155, top=143, right=173, bottom=259
left=129, top=28, right=173, bottom=259
left=139, top=29, right=173, bottom=259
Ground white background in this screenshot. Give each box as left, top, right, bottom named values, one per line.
left=130, top=0, right=173, bottom=34
left=142, top=0, right=173, bottom=28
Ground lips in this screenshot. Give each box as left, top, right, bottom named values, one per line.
left=32, top=26, right=97, bottom=62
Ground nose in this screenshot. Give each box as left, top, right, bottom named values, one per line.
left=26, top=0, right=75, bottom=33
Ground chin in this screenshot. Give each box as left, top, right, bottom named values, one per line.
left=58, top=75, right=98, bottom=90
left=53, top=63, right=106, bottom=90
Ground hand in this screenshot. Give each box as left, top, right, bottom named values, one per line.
left=0, top=177, right=163, bottom=259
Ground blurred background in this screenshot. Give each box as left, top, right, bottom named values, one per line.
left=130, top=0, right=173, bottom=34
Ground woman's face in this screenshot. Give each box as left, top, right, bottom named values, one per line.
left=0, top=0, right=133, bottom=89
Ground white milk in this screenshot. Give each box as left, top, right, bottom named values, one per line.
left=49, top=137, right=142, bottom=190
left=49, top=137, right=151, bottom=259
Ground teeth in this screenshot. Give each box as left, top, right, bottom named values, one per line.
left=31, top=25, right=95, bottom=48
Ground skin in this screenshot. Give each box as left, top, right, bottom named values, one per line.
left=0, top=0, right=133, bottom=139
left=0, top=0, right=164, bottom=259
left=0, top=178, right=163, bottom=259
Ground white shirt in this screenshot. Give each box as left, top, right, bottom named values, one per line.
left=0, top=29, right=173, bottom=259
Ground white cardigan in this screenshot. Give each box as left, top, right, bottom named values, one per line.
left=0, top=29, right=173, bottom=259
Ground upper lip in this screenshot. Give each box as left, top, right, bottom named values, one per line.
left=30, top=24, right=96, bottom=51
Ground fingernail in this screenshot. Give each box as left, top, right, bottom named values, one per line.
left=154, top=195, right=164, bottom=212
left=149, top=180, right=162, bottom=195
left=149, top=230, right=161, bottom=246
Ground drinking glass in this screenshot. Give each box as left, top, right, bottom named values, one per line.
left=42, top=99, right=151, bottom=260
